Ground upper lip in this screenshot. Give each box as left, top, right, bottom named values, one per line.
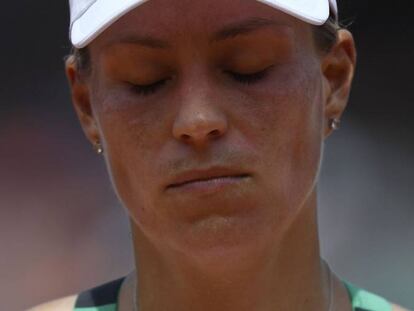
left=166, top=166, right=250, bottom=189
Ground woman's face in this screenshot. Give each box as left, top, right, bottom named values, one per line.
left=68, top=0, right=354, bottom=261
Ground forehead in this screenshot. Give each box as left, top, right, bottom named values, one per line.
left=90, top=0, right=312, bottom=50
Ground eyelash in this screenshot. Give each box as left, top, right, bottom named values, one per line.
left=130, top=79, right=169, bottom=96
left=129, top=67, right=271, bottom=96
left=225, top=68, right=271, bottom=85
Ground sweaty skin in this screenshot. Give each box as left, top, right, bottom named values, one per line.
left=29, top=0, right=404, bottom=310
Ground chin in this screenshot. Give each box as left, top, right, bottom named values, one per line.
left=165, top=204, right=281, bottom=270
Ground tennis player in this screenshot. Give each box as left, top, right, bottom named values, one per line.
left=29, top=0, right=408, bottom=310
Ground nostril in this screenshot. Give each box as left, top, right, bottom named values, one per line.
left=208, top=129, right=221, bottom=138
left=181, top=134, right=191, bottom=141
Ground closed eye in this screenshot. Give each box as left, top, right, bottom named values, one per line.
left=129, top=79, right=169, bottom=96
left=225, top=66, right=273, bottom=85
left=127, top=65, right=273, bottom=96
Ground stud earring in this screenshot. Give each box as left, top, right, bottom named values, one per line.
left=329, top=118, right=341, bottom=131
left=93, top=141, right=103, bottom=155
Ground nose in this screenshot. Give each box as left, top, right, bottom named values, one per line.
left=172, top=86, right=228, bottom=147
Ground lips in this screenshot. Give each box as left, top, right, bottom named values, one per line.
left=166, top=167, right=250, bottom=189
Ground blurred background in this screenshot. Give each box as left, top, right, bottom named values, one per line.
left=1, top=1, right=413, bottom=310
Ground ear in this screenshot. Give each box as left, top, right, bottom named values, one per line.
left=65, top=55, right=100, bottom=147
left=321, top=29, right=357, bottom=138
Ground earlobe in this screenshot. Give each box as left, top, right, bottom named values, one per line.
left=65, top=56, right=100, bottom=146
left=321, top=29, right=357, bottom=137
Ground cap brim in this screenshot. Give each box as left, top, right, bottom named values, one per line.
left=256, top=0, right=330, bottom=25
left=71, top=0, right=150, bottom=48
left=71, top=0, right=330, bottom=48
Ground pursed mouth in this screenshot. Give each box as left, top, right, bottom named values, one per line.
left=167, top=174, right=250, bottom=189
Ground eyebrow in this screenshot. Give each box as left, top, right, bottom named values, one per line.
left=107, top=17, right=287, bottom=49
left=111, top=36, right=172, bottom=49
left=211, top=17, right=287, bottom=42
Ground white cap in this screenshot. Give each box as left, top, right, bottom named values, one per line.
left=69, top=0, right=338, bottom=48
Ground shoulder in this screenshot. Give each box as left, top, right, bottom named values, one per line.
left=343, top=281, right=410, bottom=311
left=26, top=295, right=78, bottom=311
left=26, top=276, right=126, bottom=311
left=23, top=292, right=411, bottom=311
left=391, top=303, right=410, bottom=311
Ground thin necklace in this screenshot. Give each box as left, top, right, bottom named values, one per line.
left=326, top=261, right=335, bottom=311
left=133, top=275, right=138, bottom=311
left=131, top=264, right=335, bottom=311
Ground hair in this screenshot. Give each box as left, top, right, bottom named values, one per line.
left=70, top=11, right=341, bottom=76
left=313, top=12, right=342, bottom=53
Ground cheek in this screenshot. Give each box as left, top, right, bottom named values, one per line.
left=91, top=88, right=168, bottom=227
left=241, top=61, right=324, bottom=212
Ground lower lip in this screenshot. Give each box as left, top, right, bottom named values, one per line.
left=167, top=175, right=250, bottom=194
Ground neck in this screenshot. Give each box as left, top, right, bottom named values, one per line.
left=129, top=191, right=332, bottom=311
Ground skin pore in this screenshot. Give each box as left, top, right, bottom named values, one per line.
left=62, top=0, right=360, bottom=310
